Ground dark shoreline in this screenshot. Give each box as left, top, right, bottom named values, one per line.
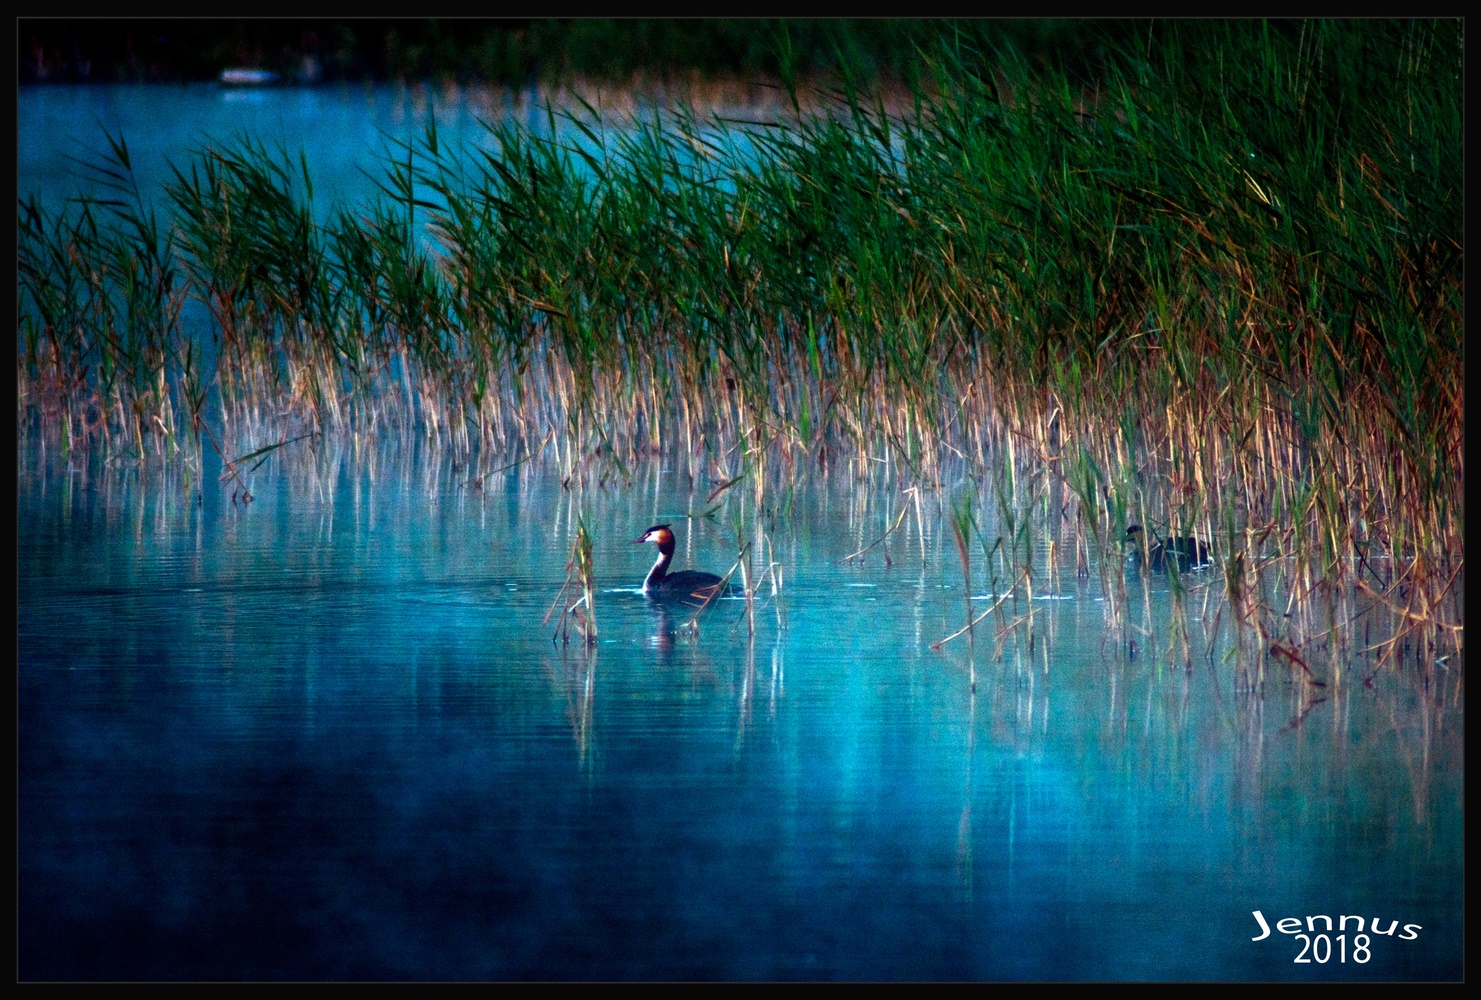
left=21, top=19, right=1238, bottom=88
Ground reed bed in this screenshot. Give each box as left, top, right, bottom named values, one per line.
left=19, top=22, right=1462, bottom=665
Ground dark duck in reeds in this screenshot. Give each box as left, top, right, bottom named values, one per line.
left=634, top=524, right=727, bottom=599
left=1124, top=524, right=1211, bottom=572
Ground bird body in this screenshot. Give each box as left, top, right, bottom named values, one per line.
left=634, top=524, right=727, bottom=599
left=1124, top=524, right=1211, bottom=571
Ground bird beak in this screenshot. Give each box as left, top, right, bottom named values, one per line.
left=632, top=535, right=647, bottom=544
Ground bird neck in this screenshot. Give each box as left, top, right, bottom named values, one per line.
left=645, top=541, right=674, bottom=590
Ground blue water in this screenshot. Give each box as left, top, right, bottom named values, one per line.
left=17, top=437, right=1464, bottom=980
left=19, top=82, right=760, bottom=222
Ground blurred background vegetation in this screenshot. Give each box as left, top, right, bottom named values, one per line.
left=22, top=19, right=1183, bottom=86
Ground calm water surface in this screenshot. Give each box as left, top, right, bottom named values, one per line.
left=19, top=82, right=759, bottom=218
left=18, top=440, right=1463, bottom=980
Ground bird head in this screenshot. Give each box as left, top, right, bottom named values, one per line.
left=634, top=524, right=675, bottom=548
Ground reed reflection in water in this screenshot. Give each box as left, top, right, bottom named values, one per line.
left=17, top=440, right=1463, bottom=980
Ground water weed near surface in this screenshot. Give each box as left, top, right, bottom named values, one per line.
left=18, top=22, right=1463, bottom=667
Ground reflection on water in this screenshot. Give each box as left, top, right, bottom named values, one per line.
left=18, top=440, right=1463, bottom=980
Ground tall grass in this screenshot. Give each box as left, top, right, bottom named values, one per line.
left=19, top=21, right=1463, bottom=658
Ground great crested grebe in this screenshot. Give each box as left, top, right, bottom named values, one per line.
left=1125, top=524, right=1211, bottom=571
left=633, top=523, right=727, bottom=598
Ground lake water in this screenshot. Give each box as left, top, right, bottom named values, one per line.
left=17, top=435, right=1463, bottom=980
left=19, top=81, right=767, bottom=220
left=17, top=84, right=1465, bottom=981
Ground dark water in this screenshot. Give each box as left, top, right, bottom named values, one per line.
left=17, top=439, right=1463, bottom=980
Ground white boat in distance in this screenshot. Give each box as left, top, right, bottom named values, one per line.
left=218, top=68, right=280, bottom=87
